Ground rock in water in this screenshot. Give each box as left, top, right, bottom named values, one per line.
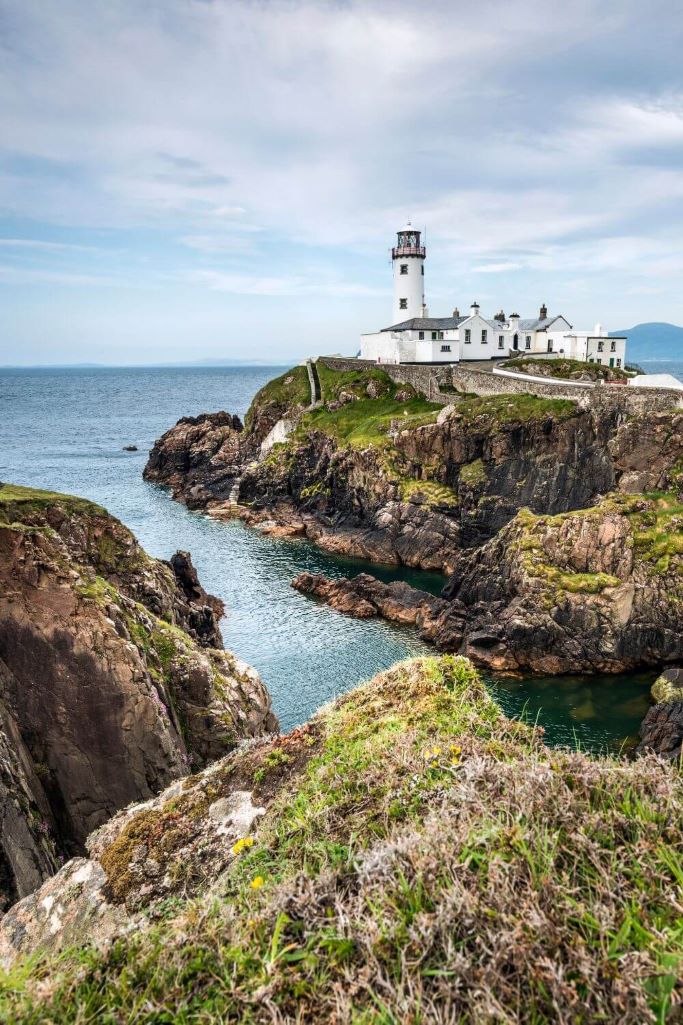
left=0, top=484, right=277, bottom=908
left=637, top=701, right=683, bottom=762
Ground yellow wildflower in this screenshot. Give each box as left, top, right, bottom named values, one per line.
left=232, top=836, right=255, bottom=856
left=250, top=875, right=265, bottom=890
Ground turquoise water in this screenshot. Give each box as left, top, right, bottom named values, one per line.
left=0, top=364, right=667, bottom=750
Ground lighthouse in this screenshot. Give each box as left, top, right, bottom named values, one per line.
left=391, top=222, right=425, bottom=324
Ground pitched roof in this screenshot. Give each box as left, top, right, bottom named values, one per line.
left=381, top=316, right=465, bottom=332
left=517, top=315, right=570, bottom=331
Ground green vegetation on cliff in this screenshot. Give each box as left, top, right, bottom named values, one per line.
left=303, top=395, right=442, bottom=448
left=0, top=483, right=106, bottom=524
left=244, top=365, right=310, bottom=432
left=2, top=655, right=682, bottom=1024
left=506, top=355, right=630, bottom=382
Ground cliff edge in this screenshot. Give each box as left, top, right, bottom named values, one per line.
left=0, top=484, right=277, bottom=909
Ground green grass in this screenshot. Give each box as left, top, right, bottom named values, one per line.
left=244, top=365, right=311, bottom=431
left=316, top=361, right=407, bottom=403
left=302, top=396, right=442, bottom=448
left=452, top=392, right=578, bottom=425
left=0, top=483, right=106, bottom=523
left=2, top=655, right=682, bottom=1023
left=506, top=355, right=629, bottom=382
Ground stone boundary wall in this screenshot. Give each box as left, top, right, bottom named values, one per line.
left=317, top=356, right=683, bottom=415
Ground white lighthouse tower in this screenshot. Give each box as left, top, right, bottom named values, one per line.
left=391, top=221, right=425, bottom=324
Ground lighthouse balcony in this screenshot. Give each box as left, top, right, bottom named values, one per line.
left=391, top=245, right=426, bottom=258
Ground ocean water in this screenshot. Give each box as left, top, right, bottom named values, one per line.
left=1, top=363, right=674, bottom=751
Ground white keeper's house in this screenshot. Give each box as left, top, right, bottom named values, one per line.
left=360, top=224, right=627, bottom=367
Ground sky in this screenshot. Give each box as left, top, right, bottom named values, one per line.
left=1, top=0, right=683, bottom=366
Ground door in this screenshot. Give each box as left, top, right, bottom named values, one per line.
left=609, top=358, right=614, bottom=367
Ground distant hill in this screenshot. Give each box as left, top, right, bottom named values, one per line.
left=610, top=322, right=683, bottom=361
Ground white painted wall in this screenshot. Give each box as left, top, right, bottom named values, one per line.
left=392, top=254, right=424, bottom=324
left=459, top=314, right=500, bottom=360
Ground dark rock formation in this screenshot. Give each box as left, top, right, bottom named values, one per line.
left=0, top=484, right=277, bottom=908
left=144, top=380, right=682, bottom=575
left=292, top=571, right=466, bottom=647
left=144, top=412, right=244, bottom=509
left=293, top=494, right=682, bottom=675
left=637, top=701, right=683, bottom=762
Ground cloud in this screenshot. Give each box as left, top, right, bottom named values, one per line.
left=0, top=238, right=96, bottom=251
left=2, top=0, right=683, bottom=358
left=189, top=269, right=383, bottom=297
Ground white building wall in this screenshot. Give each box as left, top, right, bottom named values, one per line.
left=459, top=315, right=500, bottom=360
left=392, top=255, right=424, bottom=324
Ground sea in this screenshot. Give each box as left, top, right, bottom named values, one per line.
left=1, top=359, right=680, bottom=752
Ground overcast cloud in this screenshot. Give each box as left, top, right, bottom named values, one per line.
left=1, top=0, right=682, bottom=364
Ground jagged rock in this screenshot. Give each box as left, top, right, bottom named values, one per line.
left=0, top=723, right=316, bottom=967
left=143, top=368, right=682, bottom=576
left=294, top=494, right=681, bottom=675
left=0, top=485, right=277, bottom=908
left=144, top=412, right=245, bottom=508
left=637, top=701, right=683, bottom=762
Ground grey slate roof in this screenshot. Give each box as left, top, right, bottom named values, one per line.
left=381, top=316, right=466, bottom=332
left=517, top=316, right=570, bottom=331
left=382, top=313, right=573, bottom=333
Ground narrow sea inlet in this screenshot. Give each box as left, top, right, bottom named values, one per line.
left=0, top=364, right=659, bottom=751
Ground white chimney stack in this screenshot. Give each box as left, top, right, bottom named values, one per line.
left=470, top=301, right=480, bottom=318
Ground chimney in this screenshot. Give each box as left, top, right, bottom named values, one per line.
left=452, top=307, right=460, bottom=318
left=539, top=303, right=548, bottom=321
left=470, top=301, right=480, bottom=318
left=495, top=309, right=505, bottom=323
left=509, top=312, right=520, bottom=329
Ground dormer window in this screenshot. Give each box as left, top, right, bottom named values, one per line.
left=400, top=264, right=408, bottom=275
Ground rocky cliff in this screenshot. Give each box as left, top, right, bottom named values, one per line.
left=295, top=492, right=682, bottom=673
left=143, top=364, right=682, bottom=672
left=145, top=365, right=682, bottom=572
left=0, top=484, right=277, bottom=910
left=1, top=657, right=682, bottom=1023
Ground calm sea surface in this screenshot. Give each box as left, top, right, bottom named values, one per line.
left=1, top=360, right=679, bottom=750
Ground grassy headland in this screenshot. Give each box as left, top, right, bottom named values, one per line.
left=1, top=655, right=682, bottom=1023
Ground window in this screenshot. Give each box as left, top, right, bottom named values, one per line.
left=498, top=336, right=504, bottom=349
left=597, top=340, right=604, bottom=352
left=525, top=336, right=531, bottom=350
left=610, top=340, right=616, bottom=351
left=616, top=358, right=622, bottom=367
left=596, top=357, right=602, bottom=364
left=418, top=331, right=424, bottom=340
left=399, top=298, right=408, bottom=310
left=548, top=339, right=553, bottom=353
left=400, top=264, right=408, bottom=275
left=438, top=331, right=444, bottom=339
left=481, top=329, right=487, bottom=343
left=465, top=329, right=471, bottom=343
left=440, top=344, right=451, bottom=352
left=431, top=331, right=437, bottom=340
left=421, top=265, right=424, bottom=275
